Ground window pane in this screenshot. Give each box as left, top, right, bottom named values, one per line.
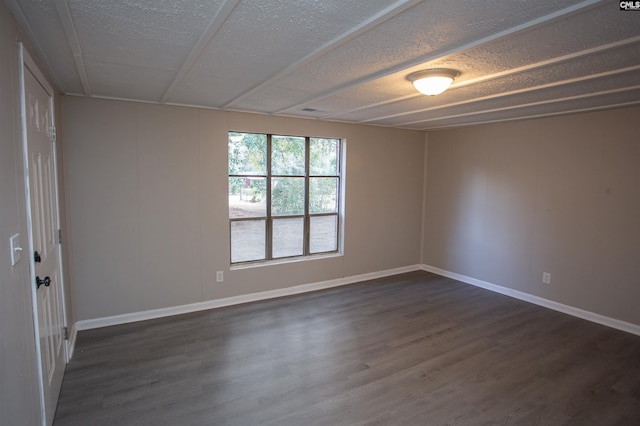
left=310, top=215, right=338, bottom=253
left=273, top=217, right=304, bottom=258
left=229, top=132, right=267, bottom=175
left=231, top=220, right=266, bottom=263
left=309, top=177, right=338, bottom=214
left=229, top=177, right=266, bottom=218
left=272, top=135, right=305, bottom=175
left=272, top=177, right=304, bottom=216
left=310, top=138, right=339, bottom=176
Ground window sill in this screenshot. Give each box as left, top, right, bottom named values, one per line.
left=230, top=252, right=343, bottom=271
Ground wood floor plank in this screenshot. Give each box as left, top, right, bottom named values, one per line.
left=54, top=271, right=640, bottom=425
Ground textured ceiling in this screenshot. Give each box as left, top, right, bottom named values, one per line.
left=6, top=0, right=640, bottom=130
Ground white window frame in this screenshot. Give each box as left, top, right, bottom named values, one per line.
left=228, top=132, right=344, bottom=265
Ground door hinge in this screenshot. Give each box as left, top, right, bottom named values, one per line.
left=50, top=125, right=57, bottom=143
left=63, top=326, right=68, bottom=340
left=58, top=229, right=62, bottom=244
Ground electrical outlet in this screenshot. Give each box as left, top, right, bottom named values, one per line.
left=542, top=272, right=551, bottom=284
left=216, top=271, right=224, bottom=282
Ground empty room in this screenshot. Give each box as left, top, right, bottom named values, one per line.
left=1, top=1, right=639, bottom=425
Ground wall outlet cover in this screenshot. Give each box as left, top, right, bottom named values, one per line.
left=10, top=234, right=22, bottom=266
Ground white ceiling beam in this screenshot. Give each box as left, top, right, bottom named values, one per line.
left=4, top=0, right=64, bottom=91
left=321, top=93, right=416, bottom=120
left=159, top=0, right=242, bottom=104
left=358, top=45, right=640, bottom=124
left=53, top=0, right=91, bottom=96
left=393, top=84, right=640, bottom=127
left=387, top=65, right=640, bottom=126
left=323, top=35, right=640, bottom=121
left=222, top=0, right=424, bottom=109
left=274, top=0, right=605, bottom=115
left=408, top=101, right=640, bottom=131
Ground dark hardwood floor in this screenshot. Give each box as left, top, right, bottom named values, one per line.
left=54, top=271, right=640, bottom=425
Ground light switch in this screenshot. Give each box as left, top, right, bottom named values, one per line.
left=10, top=234, right=22, bottom=266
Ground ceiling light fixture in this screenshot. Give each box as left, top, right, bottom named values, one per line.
left=407, top=69, right=460, bottom=96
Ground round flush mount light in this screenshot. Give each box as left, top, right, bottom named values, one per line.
left=407, top=69, right=460, bottom=96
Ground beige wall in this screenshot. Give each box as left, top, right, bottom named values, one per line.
left=63, top=97, right=640, bottom=329
left=0, top=3, right=44, bottom=424
left=423, top=107, right=640, bottom=326
left=62, top=96, right=425, bottom=321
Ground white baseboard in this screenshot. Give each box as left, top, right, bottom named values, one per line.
left=422, top=264, right=640, bottom=337
left=74, top=264, right=422, bottom=332
left=68, top=262, right=639, bottom=360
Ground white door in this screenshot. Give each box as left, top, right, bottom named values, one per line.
left=21, top=45, right=66, bottom=426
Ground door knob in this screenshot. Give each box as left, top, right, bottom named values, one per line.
left=35, top=276, right=50, bottom=289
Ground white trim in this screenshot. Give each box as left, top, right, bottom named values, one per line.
left=75, top=264, right=421, bottom=331
left=422, top=264, right=640, bottom=337
left=20, top=43, right=69, bottom=425
left=230, top=252, right=343, bottom=271
left=53, top=0, right=91, bottom=96
left=160, top=0, right=241, bottom=103
left=223, top=0, right=422, bottom=109
left=275, top=0, right=603, bottom=115
left=67, top=324, right=78, bottom=360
